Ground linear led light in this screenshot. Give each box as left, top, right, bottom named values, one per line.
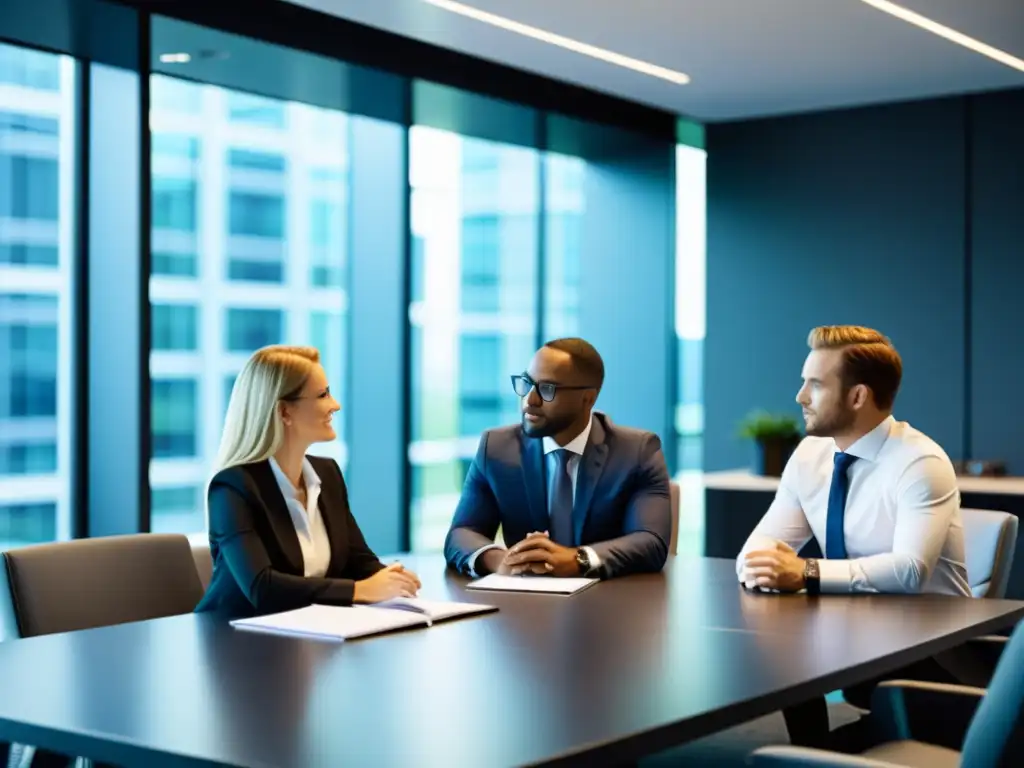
left=159, top=53, right=192, bottom=64
left=860, top=0, right=1024, bottom=72
left=421, top=0, right=690, bottom=84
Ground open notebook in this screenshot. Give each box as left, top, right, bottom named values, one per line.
left=230, top=598, right=497, bottom=641
left=466, top=574, right=598, bottom=595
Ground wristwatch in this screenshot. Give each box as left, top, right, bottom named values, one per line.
left=575, top=548, right=592, bottom=576
left=804, top=558, right=821, bottom=595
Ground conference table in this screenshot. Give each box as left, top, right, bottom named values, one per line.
left=0, top=555, right=1021, bottom=768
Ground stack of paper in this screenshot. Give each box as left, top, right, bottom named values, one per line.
left=466, top=574, right=598, bottom=595
left=230, top=599, right=497, bottom=641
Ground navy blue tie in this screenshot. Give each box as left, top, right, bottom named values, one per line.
left=548, top=449, right=575, bottom=547
left=825, top=452, right=858, bottom=559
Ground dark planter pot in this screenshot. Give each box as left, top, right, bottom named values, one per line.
left=752, top=436, right=801, bottom=477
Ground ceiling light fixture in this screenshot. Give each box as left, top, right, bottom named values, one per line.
left=859, top=0, right=1024, bottom=73
left=421, top=0, right=690, bottom=84
left=159, top=53, right=191, bottom=64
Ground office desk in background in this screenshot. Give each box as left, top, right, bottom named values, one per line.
left=0, top=555, right=1020, bottom=768
left=704, top=470, right=1024, bottom=598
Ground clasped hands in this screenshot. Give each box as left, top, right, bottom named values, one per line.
left=741, top=541, right=807, bottom=592
left=483, top=531, right=579, bottom=577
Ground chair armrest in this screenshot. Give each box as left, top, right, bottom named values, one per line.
left=869, top=680, right=985, bottom=749
left=748, top=746, right=902, bottom=767
left=965, top=635, right=1007, bottom=679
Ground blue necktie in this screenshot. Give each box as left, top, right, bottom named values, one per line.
left=548, top=449, right=575, bottom=547
left=826, top=452, right=858, bottom=559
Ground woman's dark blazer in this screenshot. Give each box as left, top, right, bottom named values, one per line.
left=194, top=456, right=385, bottom=617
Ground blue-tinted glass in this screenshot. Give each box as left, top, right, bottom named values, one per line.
left=151, top=379, right=197, bottom=458
left=410, top=236, right=426, bottom=303
left=0, top=43, right=72, bottom=548
left=228, top=149, right=286, bottom=172
left=151, top=486, right=199, bottom=512
left=153, top=133, right=199, bottom=160
left=152, top=177, right=196, bottom=230
left=310, top=199, right=337, bottom=247
left=0, top=503, right=57, bottom=545
left=150, top=485, right=203, bottom=533
left=227, top=92, right=286, bottom=127
left=408, top=126, right=540, bottom=551
left=0, top=244, right=58, bottom=266
left=229, top=192, right=284, bottom=238
left=459, top=335, right=504, bottom=436
left=460, top=216, right=501, bottom=312
left=152, top=251, right=197, bottom=277
left=2, top=294, right=58, bottom=419
left=0, top=155, right=59, bottom=220
left=152, top=304, right=198, bottom=351
left=543, top=154, right=585, bottom=339
left=225, top=308, right=284, bottom=352
left=0, top=111, right=58, bottom=135
left=228, top=260, right=284, bottom=283
left=0, top=443, right=57, bottom=475
left=151, top=75, right=202, bottom=113
left=0, top=44, right=60, bottom=90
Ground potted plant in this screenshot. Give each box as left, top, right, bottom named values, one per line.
left=738, top=411, right=803, bottom=477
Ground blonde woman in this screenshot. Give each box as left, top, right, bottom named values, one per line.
left=195, top=345, right=420, bottom=617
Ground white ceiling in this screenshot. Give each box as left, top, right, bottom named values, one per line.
left=287, top=0, right=1024, bottom=121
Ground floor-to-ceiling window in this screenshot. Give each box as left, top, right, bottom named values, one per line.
left=543, top=153, right=585, bottom=339
left=0, top=41, right=76, bottom=549
left=149, top=75, right=350, bottom=533
left=408, top=126, right=540, bottom=551
left=675, top=137, right=707, bottom=556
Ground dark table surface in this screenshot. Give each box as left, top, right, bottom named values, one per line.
left=0, top=555, right=1021, bottom=768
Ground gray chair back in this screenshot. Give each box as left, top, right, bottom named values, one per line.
left=0, top=533, right=204, bottom=638
left=961, top=508, right=1018, bottom=599
left=960, top=618, right=1024, bottom=765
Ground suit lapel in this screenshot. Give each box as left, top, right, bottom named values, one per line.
left=248, top=459, right=304, bottom=575
left=520, top=434, right=550, bottom=534
left=313, top=459, right=348, bottom=576
left=573, top=417, right=608, bottom=545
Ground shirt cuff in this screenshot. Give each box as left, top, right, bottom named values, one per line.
left=467, top=544, right=503, bottom=578
left=583, top=546, right=602, bottom=577
left=817, top=558, right=852, bottom=593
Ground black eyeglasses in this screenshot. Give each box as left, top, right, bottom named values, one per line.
left=511, top=374, right=594, bottom=403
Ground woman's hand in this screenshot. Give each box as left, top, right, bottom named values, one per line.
left=352, top=563, right=422, bottom=603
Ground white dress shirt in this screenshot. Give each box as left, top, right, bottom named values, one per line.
left=468, top=416, right=602, bottom=577
left=737, top=415, right=970, bottom=596
left=268, top=456, right=332, bottom=579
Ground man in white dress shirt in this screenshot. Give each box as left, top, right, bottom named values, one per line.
left=737, top=325, right=976, bottom=747
left=738, top=325, right=970, bottom=597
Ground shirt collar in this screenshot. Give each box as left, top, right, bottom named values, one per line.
left=268, top=455, right=322, bottom=499
left=840, top=414, right=894, bottom=463
left=542, top=414, right=594, bottom=457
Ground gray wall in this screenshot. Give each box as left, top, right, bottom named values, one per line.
left=705, top=89, right=1024, bottom=473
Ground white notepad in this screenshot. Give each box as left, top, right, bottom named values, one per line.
left=466, top=574, right=598, bottom=595
left=230, top=598, right=497, bottom=641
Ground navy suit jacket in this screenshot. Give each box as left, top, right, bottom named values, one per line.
left=444, top=413, right=671, bottom=578
left=195, top=456, right=384, bottom=618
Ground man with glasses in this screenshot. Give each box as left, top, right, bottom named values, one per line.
left=444, top=337, right=672, bottom=579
